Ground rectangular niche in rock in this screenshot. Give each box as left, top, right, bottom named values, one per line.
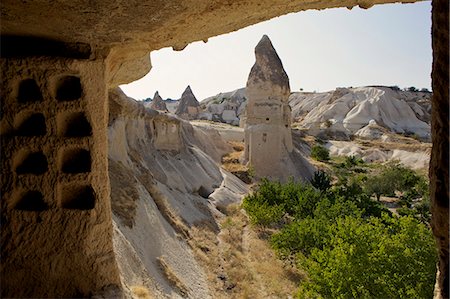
left=60, top=147, right=91, bottom=174
left=57, top=111, right=92, bottom=137
left=13, top=190, right=48, bottom=211
left=55, top=76, right=82, bottom=102
left=14, top=150, right=48, bottom=175
left=14, top=112, right=46, bottom=136
left=17, top=78, right=43, bottom=103
left=60, top=184, right=96, bottom=210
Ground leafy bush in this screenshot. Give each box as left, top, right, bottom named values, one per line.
left=344, top=155, right=363, bottom=168
left=364, top=163, right=423, bottom=200
left=242, top=179, right=324, bottom=226
left=311, top=145, right=330, bottom=162
left=243, top=164, right=436, bottom=299
left=310, top=170, right=331, bottom=191
left=242, top=200, right=285, bottom=226
left=242, top=179, right=285, bottom=226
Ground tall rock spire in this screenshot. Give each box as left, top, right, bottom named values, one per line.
left=243, top=35, right=294, bottom=180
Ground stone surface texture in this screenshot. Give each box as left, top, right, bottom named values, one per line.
left=150, top=91, right=168, bottom=112
left=430, top=0, right=449, bottom=297
left=175, top=86, right=200, bottom=120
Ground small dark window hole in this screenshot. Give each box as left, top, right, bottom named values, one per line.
left=56, top=76, right=82, bottom=101
left=59, top=112, right=92, bottom=137
left=16, top=113, right=46, bottom=136
left=16, top=152, right=48, bottom=174
left=15, top=191, right=48, bottom=211
left=17, top=79, right=43, bottom=103
left=61, top=185, right=96, bottom=210
left=61, top=148, right=91, bottom=173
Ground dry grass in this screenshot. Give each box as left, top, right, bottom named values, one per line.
left=189, top=204, right=302, bottom=298
left=130, top=286, right=153, bottom=299
left=221, top=141, right=252, bottom=184
left=355, top=137, right=431, bottom=152
left=108, top=159, right=140, bottom=227
left=157, top=256, right=189, bottom=297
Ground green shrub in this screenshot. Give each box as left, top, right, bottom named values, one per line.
left=311, top=145, right=330, bottom=162
left=242, top=179, right=285, bottom=226
left=310, top=170, right=331, bottom=191
left=242, top=200, right=284, bottom=226
left=242, top=179, right=324, bottom=225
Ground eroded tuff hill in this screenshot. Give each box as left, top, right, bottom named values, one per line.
left=108, top=88, right=316, bottom=298
left=195, top=86, right=432, bottom=140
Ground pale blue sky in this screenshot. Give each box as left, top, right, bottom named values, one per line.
left=120, top=1, right=432, bottom=101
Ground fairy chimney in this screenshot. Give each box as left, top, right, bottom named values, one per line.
left=243, top=35, right=293, bottom=178
left=150, top=91, right=168, bottom=112
left=175, top=85, right=200, bottom=120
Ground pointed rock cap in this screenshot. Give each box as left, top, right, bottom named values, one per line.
left=181, top=85, right=196, bottom=100
left=176, top=85, right=200, bottom=116
left=150, top=90, right=168, bottom=111
left=246, top=35, right=290, bottom=98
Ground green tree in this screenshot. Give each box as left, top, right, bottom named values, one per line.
left=311, top=145, right=330, bottom=162
left=297, top=215, right=438, bottom=299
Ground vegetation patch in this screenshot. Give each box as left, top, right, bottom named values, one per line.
left=242, top=160, right=437, bottom=298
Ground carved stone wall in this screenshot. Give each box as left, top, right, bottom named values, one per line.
left=0, top=57, right=121, bottom=298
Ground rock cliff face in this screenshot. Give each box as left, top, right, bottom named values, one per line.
left=108, top=88, right=248, bottom=298
left=150, top=91, right=168, bottom=112
left=243, top=35, right=312, bottom=180
left=175, top=86, right=200, bottom=120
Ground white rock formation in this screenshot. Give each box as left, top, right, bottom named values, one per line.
left=354, top=119, right=389, bottom=140
left=290, top=87, right=431, bottom=140
left=108, top=88, right=248, bottom=298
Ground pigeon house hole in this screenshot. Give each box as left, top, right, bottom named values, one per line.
left=61, top=185, right=96, bottom=210
left=17, top=79, right=43, bottom=103
left=14, top=191, right=48, bottom=211
left=15, top=151, right=48, bottom=175
left=56, top=76, right=82, bottom=101
left=61, top=148, right=91, bottom=173
left=16, top=113, right=46, bottom=136
left=58, top=112, right=92, bottom=137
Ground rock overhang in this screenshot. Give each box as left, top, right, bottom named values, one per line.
left=1, top=0, right=423, bottom=86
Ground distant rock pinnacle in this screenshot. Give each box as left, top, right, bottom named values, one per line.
left=175, top=85, right=200, bottom=119
left=150, top=91, right=168, bottom=111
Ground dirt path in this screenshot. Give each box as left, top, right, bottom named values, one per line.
left=190, top=205, right=301, bottom=298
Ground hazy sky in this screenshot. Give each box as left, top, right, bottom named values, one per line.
left=120, top=1, right=432, bottom=101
